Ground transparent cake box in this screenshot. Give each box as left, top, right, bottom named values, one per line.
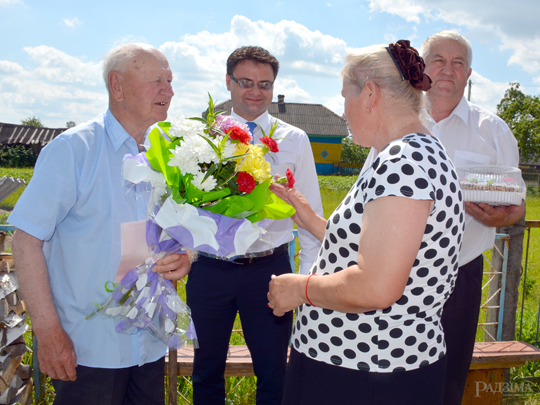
left=457, top=165, right=526, bottom=206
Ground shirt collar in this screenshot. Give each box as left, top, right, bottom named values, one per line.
left=104, top=109, right=138, bottom=152
left=230, top=109, right=270, bottom=129
left=449, top=96, right=470, bottom=126
left=425, top=95, right=469, bottom=127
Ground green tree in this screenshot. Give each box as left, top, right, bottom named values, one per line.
left=497, top=82, right=540, bottom=162
left=340, top=136, right=369, bottom=164
left=66, top=121, right=76, bottom=128
left=21, top=116, right=43, bottom=127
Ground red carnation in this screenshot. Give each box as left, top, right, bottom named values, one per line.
left=228, top=126, right=252, bottom=145
left=261, top=136, right=279, bottom=153
left=286, top=168, right=295, bottom=189
left=237, top=172, right=257, bottom=193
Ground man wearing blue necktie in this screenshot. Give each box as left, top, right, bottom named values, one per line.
left=187, top=46, right=323, bottom=404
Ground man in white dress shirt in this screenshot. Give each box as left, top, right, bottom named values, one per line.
left=186, top=46, right=323, bottom=405
left=420, top=31, right=525, bottom=405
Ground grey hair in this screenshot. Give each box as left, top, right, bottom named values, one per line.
left=420, top=31, right=473, bottom=70
left=102, top=43, right=158, bottom=92
left=341, top=45, right=424, bottom=117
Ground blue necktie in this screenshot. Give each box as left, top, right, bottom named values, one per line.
left=246, top=122, right=257, bottom=144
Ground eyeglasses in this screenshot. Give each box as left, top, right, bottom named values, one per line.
left=229, top=74, right=274, bottom=91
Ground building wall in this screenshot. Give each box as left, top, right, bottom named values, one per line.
left=308, top=136, right=344, bottom=174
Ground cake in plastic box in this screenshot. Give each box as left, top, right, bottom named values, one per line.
left=457, top=165, right=525, bottom=206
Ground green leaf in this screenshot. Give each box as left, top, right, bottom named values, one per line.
left=188, top=117, right=208, bottom=124
left=202, top=162, right=221, bottom=183
left=199, top=134, right=222, bottom=159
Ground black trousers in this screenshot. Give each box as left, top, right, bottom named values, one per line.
left=186, top=250, right=293, bottom=405
left=282, top=348, right=447, bottom=405
left=51, top=356, right=165, bottom=405
left=441, top=255, right=484, bottom=405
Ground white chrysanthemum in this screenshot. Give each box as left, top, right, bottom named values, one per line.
left=168, top=133, right=221, bottom=175
left=168, top=117, right=206, bottom=139
left=168, top=144, right=201, bottom=175
left=185, top=135, right=219, bottom=165
left=191, top=172, right=217, bottom=192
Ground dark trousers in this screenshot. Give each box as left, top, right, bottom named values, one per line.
left=282, top=348, right=447, bottom=405
left=186, top=251, right=293, bottom=405
left=441, top=254, right=484, bottom=405
left=51, top=357, right=165, bottom=405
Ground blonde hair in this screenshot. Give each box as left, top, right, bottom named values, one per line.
left=341, top=45, right=424, bottom=117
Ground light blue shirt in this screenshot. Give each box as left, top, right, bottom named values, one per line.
left=9, top=110, right=166, bottom=368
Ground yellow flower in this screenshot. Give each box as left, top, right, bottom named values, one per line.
left=235, top=144, right=271, bottom=184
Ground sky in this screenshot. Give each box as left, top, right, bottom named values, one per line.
left=1, top=0, right=539, bottom=128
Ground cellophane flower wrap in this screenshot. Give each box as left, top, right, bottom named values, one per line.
left=90, top=255, right=197, bottom=350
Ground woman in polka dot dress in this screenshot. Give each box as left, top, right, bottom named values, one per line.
left=268, top=41, right=464, bottom=405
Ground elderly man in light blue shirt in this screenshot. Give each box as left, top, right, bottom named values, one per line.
left=9, top=43, right=189, bottom=405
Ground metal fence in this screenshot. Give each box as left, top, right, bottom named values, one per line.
left=479, top=233, right=510, bottom=342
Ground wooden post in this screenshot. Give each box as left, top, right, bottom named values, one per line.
left=498, top=215, right=526, bottom=341
left=0, top=232, right=5, bottom=254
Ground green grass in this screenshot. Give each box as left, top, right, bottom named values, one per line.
left=0, top=167, right=33, bottom=210
left=319, top=175, right=357, bottom=217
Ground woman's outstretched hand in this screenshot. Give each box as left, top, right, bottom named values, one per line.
left=270, top=176, right=326, bottom=240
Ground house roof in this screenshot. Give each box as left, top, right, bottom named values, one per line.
left=213, top=96, right=348, bottom=138
left=0, top=122, right=66, bottom=146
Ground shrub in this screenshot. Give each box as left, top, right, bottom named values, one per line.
left=340, top=136, right=369, bottom=164
left=0, top=145, right=37, bottom=168
left=527, top=184, right=539, bottom=197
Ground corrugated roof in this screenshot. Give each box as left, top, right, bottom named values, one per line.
left=213, top=99, right=348, bottom=137
left=0, top=122, right=66, bottom=146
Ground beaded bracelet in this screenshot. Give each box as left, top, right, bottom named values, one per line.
left=305, top=274, right=318, bottom=307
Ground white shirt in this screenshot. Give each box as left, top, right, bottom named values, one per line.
left=363, top=96, right=519, bottom=266
left=231, top=109, right=324, bottom=274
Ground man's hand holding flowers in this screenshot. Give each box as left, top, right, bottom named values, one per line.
left=152, top=252, right=192, bottom=281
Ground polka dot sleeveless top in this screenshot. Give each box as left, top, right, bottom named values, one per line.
left=292, top=133, right=465, bottom=373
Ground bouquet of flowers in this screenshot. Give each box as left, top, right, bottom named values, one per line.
left=123, top=94, right=295, bottom=258
left=93, top=94, right=295, bottom=348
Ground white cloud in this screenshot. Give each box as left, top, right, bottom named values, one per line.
left=466, top=71, right=512, bottom=114
left=0, top=16, right=357, bottom=126
left=0, top=76, right=106, bottom=125
left=501, top=36, right=540, bottom=74
left=369, top=0, right=425, bottom=24
left=0, top=61, right=24, bottom=75
left=0, top=47, right=106, bottom=127
left=0, top=0, right=22, bottom=5
left=63, top=17, right=81, bottom=28
left=23, top=45, right=101, bottom=86
left=160, top=15, right=352, bottom=118
left=324, top=93, right=344, bottom=117
left=274, top=78, right=312, bottom=102
left=367, top=0, right=540, bottom=81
